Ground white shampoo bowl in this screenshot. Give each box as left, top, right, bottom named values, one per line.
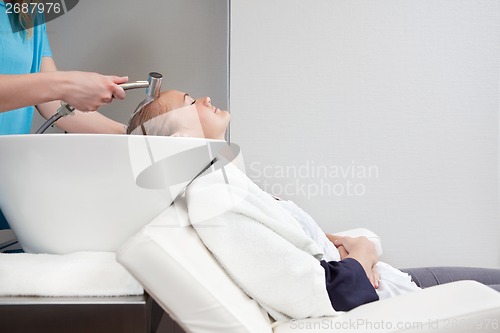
left=0, top=134, right=227, bottom=254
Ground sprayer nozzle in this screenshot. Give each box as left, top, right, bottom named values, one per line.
left=125, top=71, right=164, bottom=133
left=146, top=72, right=163, bottom=99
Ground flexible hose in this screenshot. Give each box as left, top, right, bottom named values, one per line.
left=36, top=101, right=76, bottom=134
left=36, top=113, right=63, bottom=134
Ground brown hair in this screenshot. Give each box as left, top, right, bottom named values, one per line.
left=126, top=92, right=178, bottom=136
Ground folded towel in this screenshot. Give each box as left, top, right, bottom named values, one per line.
left=186, top=161, right=337, bottom=321
left=0, top=251, right=143, bottom=297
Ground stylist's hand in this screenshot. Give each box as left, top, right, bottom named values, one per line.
left=58, top=71, right=128, bottom=111
left=329, top=235, right=380, bottom=288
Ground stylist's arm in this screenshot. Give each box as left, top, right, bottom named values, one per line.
left=31, top=57, right=128, bottom=133
left=0, top=67, right=127, bottom=113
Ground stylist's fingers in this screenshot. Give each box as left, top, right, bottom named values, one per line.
left=108, top=76, right=128, bottom=100
left=110, top=75, right=129, bottom=85
left=110, top=85, right=126, bottom=100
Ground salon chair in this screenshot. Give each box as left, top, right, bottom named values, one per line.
left=118, top=197, right=500, bottom=333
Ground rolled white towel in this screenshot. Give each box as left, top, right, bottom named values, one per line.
left=0, top=252, right=143, bottom=297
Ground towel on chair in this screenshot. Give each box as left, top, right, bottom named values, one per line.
left=186, top=160, right=338, bottom=321
left=0, top=251, right=143, bottom=297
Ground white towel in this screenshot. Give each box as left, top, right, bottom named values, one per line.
left=0, top=251, right=143, bottom=297
left=186, top=161, right=338, bottom=321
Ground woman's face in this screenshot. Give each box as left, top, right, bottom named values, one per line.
left=161, top=90, right=230, bottom=140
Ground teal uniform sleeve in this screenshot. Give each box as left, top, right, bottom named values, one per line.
left=39, top=18, right=52, bottom=58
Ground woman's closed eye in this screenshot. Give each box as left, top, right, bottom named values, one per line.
left=183, top=93, right=196, bottom=106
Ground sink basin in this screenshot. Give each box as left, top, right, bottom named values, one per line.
left=0, top=134, right=227, bottom=254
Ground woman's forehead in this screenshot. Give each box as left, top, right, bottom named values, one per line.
left=163, top=90, right=186, bottom=99
left=161, top=90, right=189, bottom=107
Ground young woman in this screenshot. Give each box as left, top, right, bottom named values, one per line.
left=127, top=90, right=229, bottom=139
left=127, top=90, right=420, bottom=313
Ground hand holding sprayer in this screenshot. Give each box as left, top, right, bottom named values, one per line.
left=36, top=72, right=163, bottom=134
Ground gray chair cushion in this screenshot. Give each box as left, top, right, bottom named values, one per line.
left=401, top=267, right=500, bottom=292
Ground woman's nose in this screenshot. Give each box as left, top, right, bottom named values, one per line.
left=201, top=96, right=211, bottom=106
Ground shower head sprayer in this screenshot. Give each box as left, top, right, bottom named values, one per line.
left=146, top=72, right=163, bottom=99
left=125, top=72, right=164, bottom=132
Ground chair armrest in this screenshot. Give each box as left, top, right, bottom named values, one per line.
left=332, top=228, right=383, bottom=257
left=400, top=266, right=500, bottom=290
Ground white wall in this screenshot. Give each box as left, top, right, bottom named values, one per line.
left=231, top=0, right=500, bottom=268
left=32, top=0, right=229, bottom=132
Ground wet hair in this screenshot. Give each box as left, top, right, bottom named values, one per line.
left=126, top=92, right=179, bottom=136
